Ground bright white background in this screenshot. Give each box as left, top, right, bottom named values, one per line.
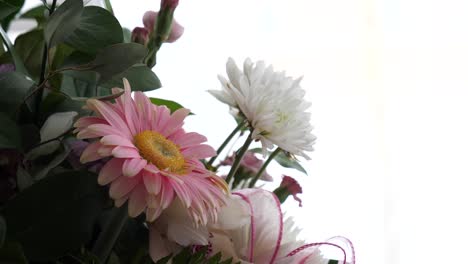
left=11, top=0, right=468, bottom=263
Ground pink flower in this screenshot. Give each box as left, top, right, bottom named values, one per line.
left=277, top=175, right=303, bottom=207
left=73, top=79, right=227, bottom=223
left=221, top=151, right=273, bottom=182
left=143, top=11, right=184, bottom=43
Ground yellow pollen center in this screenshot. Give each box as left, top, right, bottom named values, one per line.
left=134, top=130, right=185, bottom=174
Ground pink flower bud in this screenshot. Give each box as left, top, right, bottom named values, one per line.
left=131, top=27, right=149, bottom=45
left=143, top=11, right=184, bottom=43
left=279, top=175, right=303, bottom=206
left=161, top=0, right=179, bottom=9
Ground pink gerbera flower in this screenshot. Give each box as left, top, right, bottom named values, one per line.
left=73, top=79, right=227, bottom=224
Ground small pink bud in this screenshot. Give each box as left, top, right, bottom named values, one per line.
left=131, top=27, right=149, bottom=45
left=142, top=10, right=184, bottom=43
left=278, top=175, right=303, bottom=206
left=161, top=0, right=179, bottom=9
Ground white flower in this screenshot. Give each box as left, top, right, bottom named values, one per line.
left=209, top=189, right=328, bottom=264
left=209, top=58, right=316, bottom=159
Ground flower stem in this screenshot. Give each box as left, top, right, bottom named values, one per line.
left=249, top=147, right=281, bottom=188
left=225, top=134, right=253, bottom=184
left=207, top=121, right=246, bottom=168
left=92, top=204, right=128, bottom=263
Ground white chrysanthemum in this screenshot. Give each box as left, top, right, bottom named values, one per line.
left=209, top=58, right=316, bottom=159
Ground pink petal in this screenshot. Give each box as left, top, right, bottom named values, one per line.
left=80, top=141, right=104, bottom=163
left=101, top=134, right=135, bottom=148
left=115, top=194, right=129, bottom=207
left=181, top=144, right=216, bottom=159
left=97, top=145, right=114, bottom=157
left=128, top=184, right=147, bottom=217
left=122, top=158, right=147, bottom=177
left=76, top=128, right=102, bottom=139
left=134, top=91, right=153, bottom=131
left=143, top=172, right=162, bottom=194
left=154, top=105, right=171, bottom=130
left=172, top=132, right=207, bottom=148
left=98, top=158, right=124, bottom=185
left=149, top=226, right=172, bottom=262
left=161, top=108, right=190, bottom=137
left=87, top=123, right=129, bottom=138
left=144, top=163, right=160, bottom=174
left=109, top=175, right=140, bottom=199
left=74, top=116, right=107, bottom=128
left=121, top=79, right=140, bottom=135
left=112, top=146, right=140, bottom=158
left=87, top=99, right=132, bottom=137
left=159, top=180, right=175, bottom=209
left=146, top=207, right=162, bottom=222
left=171, top=181, right=192, bottom=207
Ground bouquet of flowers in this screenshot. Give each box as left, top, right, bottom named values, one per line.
left=0, top=0, right=355, bottom=263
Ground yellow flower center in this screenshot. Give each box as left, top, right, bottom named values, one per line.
left=134, top=130, right=185, bottom=174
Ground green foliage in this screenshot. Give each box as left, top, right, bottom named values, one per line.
left=1, top=170, right=108, bottom=261
left=88, top=43, right=147, bottom=83
left=20, top=5, right=47, bottom=26
left=0, top=215, right=5, bottom=248
left=0, top=0, right=24, bottom=21
left=101, top=64, right=161, bottom=91
left=0, top=112, right=21, bottom=149
left=328, top=260, right=339, bottom=264
left=64, top=6, right=123, bottom=54
left=0, top=72, right=35, bottom=118
left=250, top=148, right=308, bottom=175
left=14, top=29, right=45, bottom=81
left=44, top=0, right=83, bottom=48
left=157, top=247, right=240, bottom=264
left=0, top=26, right=29, bottom=75
left=0, top=242, right=28, bottom=264
left=150, top=97, right=187, bottom=113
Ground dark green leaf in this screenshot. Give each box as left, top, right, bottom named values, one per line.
left=101, top=64, right=161, bottom=91
left=328, top=260, right=339, bottom=264
left=2, top=170, right=107, bottom=261
left=0, top=0, right=23, bottom=20
left=0, top=72, right=35, bottom=118
left=250, top=148, right=307, bottom=175
left=0, top=215, right=5, bottom=248
left=150, top=97, right=187, bottom=113
left=155, top=254, right=172, bottom=264
left=206, top=252, right=222, bottom=264
left=90, top=43, right=147, bottom=83
left=64, top=6, right=123, bottom=54
left=0, top=25, right=29, bottom=75
left=14, top=29, right=44, bottom=81
left=0, top=112, right=21, bottom=149
left=0, top=242, right=28, bottom=264
left=44, top=0, right=83, bottom=47
left=1, top=0, right=24, bottom=30
left=20, top=4, right=47, bottom=25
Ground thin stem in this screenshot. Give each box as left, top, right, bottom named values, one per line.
left=36, top=0, right=57, bottom=115
left=92, top=204, right=128, bottom=263
left=225, top=134, right=253, bottom=184
left=207, top=121, right=246, bottom=167
left=249, top=147, right=282, bottom=188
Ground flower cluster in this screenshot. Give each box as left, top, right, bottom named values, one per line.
left=0, top=0, right=353, bottom=263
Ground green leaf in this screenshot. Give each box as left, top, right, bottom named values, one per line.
left=0, top=72, right=35, bottom=118
left=150, top=97, right=187, bottom=113
left=0, top=215, right=5, bottom=248
left=206, top=252, right=222, bottom=264
left=101, top=64, right=161, bottom=91
left=0, top=112, right=21, bottom=149
left=0, top=242, right=28, bottom=264
left=155, top=254, right=172, bottom=264
left=64, top=6, right=123, bottom=54
left=250, top=148, right=307, bottom=175
left=0, top=0, right=23, bottom=20
left=20, top=4, right=47, bottom=25
left=0, top=25, right=29, bottom=75
left=44, top=0, right=83, bottom=47
left=122, top=27, right=132, bottom=43
left=328, top=260, right=339, bottom=264
left=90, top=43, right=147, bottom=83
left=2, top=170, right=107, bottom=261
left=14, top=29, right=45, bottom=81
